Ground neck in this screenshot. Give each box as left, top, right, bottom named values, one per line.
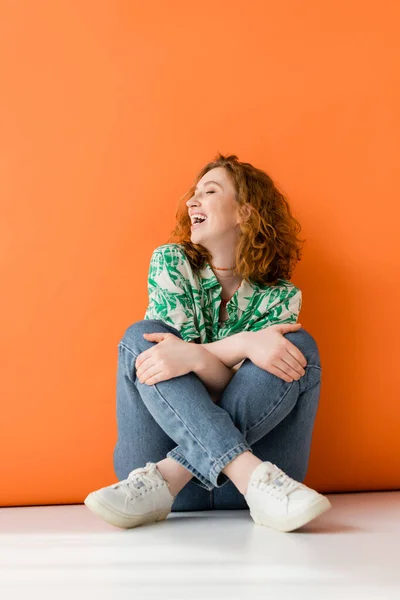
left=209, top=263, right=242, bottom=287
left=209, top=250, right=237, bottom=275
left=200, top=236, right=241, bottom=280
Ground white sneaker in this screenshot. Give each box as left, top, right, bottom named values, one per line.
left=84, top=462, right=175, bottom=529
left=244, top=461, right=332, bottom=532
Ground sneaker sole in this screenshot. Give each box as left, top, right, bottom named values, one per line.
left=250, top=495, right=332, bottom=532
left=84, top=492, right=171, bottom=529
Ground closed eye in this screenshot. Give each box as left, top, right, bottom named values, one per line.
left=191, top=189, right=216, bottom=202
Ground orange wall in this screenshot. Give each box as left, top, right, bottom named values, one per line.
left=1, top=1, right=399, bottom=507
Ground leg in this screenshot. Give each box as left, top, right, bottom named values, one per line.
left=116, top=319, right=253, bottom=491
left=113, top=321, right=213, bottom=511
left=115, top=320, right=321, bottom=508
left=93, top=325, right=324, bottom=530
left=211, top=329, right=322, bottom=509
left=168, top=329, right=321, bottom=503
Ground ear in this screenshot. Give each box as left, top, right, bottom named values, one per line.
left=238, top=204, right=252, bottom=224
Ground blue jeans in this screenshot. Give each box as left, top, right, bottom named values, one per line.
left=113, top=319, right=322, bottom=512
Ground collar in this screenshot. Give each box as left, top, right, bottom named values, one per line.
left=199, top=262, right=257, bottom=312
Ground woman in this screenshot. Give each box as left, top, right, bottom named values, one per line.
left=84, top=153, right=331, bottom=532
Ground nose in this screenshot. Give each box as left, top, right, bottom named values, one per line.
left=186, top=196, right=200, bottom=209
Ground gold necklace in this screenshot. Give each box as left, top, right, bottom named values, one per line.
left=210, top=264, right=235, bottom=271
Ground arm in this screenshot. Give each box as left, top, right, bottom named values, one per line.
left=199, top=331, right=250, bottom=367
left=190, top=286, right=302, bottom=397
left=188, top=332, right=250, bottom=403
left=199, top=286, right=302, bottom=366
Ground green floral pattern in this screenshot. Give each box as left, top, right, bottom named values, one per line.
left=144, top=244, right=302, bottom=343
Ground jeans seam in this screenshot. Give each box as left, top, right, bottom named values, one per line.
left=213, top=442, right=252, bottom=471
left=118, top=341, right=138, bottom=356
left=152, top=384, right=218, bottom=464
left=168, top=449, right=214, bottom=490
left=209, top=442, right=251, bottom=483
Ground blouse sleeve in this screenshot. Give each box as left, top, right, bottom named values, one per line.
left=143, top=247, right=201, bottom=343
left=248, top=285, right=302, bottom=332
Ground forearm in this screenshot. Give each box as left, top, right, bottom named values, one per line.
left=191, top=346, right=235, bottom=401
left=200, top=331, right=250, bottom=367
left=189, top=332, right=250, bottom=402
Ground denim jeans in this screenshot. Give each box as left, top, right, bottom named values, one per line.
left=113, top=319, right=322, bottom=512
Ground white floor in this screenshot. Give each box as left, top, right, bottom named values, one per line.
left=0, top=491, right=399, bottom=600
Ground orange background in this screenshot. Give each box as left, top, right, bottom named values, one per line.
left=1, top=1, right=399, bottom=507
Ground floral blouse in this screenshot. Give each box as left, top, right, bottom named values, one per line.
left=144, top=243, right=302, bottom=344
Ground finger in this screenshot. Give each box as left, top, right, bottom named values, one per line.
left=135, top=348, right=154, bottom=369
left=137, top=364, right=158, bottom=384
left=135, top=353, right=153, bottom=374
left=136, top=357, right=157, bottom=380
left=281, top=322, right=302, bottom=330
left=274, top=358, right=302, bottom=381
left=284, top=340, right=307, bottom=368
left=143, top=332, right=167, bottom=342
left=282, top=349, right=306, bottom=377
left=141, top=370, right=165, bottom=385
left=275, top=322, right=302, bottom=333
left=268, top=364, right=294, bottom=383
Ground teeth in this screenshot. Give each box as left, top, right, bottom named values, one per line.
left=191, top=213, right=207, bottom=224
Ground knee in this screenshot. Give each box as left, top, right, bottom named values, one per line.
left=283, top=328, right=321, bottom=368
left=283, top=328, right=322, bottom=389
left=119, top=319, right=182, bottom=351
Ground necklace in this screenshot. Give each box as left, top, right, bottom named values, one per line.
left=210, top=263, right=242, bottom=307
left=209, top=264, right=235, bottom=271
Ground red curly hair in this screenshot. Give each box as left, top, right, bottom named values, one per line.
left=166, top=153, right=305, bottom=286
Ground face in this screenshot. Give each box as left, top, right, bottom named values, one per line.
left=186, top=167, right=244, bottom=244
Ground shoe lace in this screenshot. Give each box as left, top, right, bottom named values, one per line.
left=257, top=467, right=301, bottom=501
left=124, top=463, right=161, bottom=500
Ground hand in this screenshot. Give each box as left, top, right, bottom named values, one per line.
left=246, top=323, right=307, bottom=383
left=135, top=332, right=198, bottom=385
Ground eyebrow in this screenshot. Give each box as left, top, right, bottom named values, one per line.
left=195, top=180, right=223, bottom=191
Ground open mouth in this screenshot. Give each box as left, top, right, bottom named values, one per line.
left=191, top=220, right=207, bottom=230
left=191, top=215, right=208, bottom=230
